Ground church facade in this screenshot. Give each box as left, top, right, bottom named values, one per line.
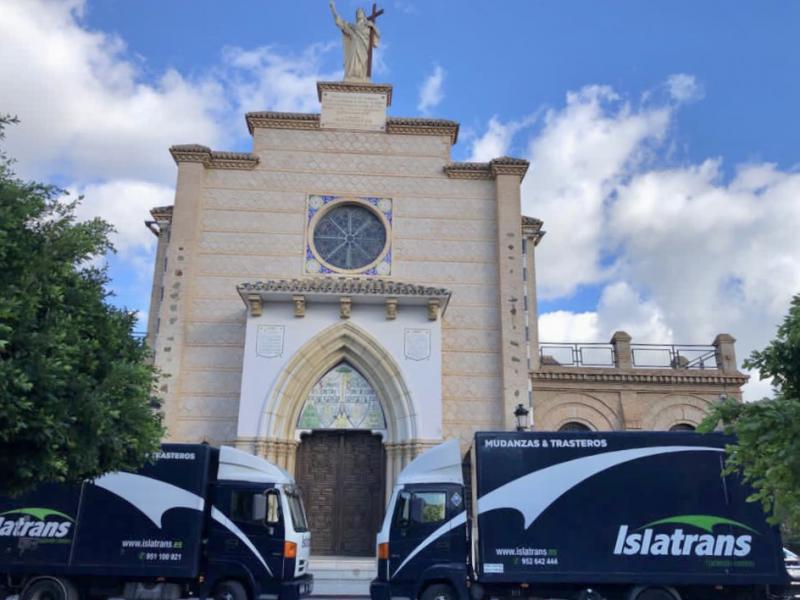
left=144, top=80, right=747, bottom=556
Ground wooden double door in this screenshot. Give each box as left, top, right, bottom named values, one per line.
left=295, top=431, right=385, bottom=556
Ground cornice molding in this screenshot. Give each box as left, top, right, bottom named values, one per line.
left=149, top=205, right=173, bottom=221
left=531, top=368, right=749, bottom=386
left=522, top=215, right=545, bottom=245
left=245, top=112, right=459, bottom=145
left=245, top=112, right=320, bottom=135
left=316, top=81, right=393, bottom=106
left=239, top=277, right=450, bottom=300
left=444, top=156, right=531, bottom=181
left=443, top=162, right=493, bottom=180
left=169, top=145, right=259, bottom=170
left=386, top=117, right=459, bottom=145
left=490, top=156, right=530, bottom=178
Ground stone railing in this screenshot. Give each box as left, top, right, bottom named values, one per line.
left=530, top=332, right=747, bottom=431
left=538, top=331, right=739, bottom=374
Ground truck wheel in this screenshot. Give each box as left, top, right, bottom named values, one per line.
left=22, top=577, right=78, bottom=600
left=421, top=583, right=457, bottom=600
left=212, top=580, right=248, bottom=600
left=629, top=586, right=679, bottom=600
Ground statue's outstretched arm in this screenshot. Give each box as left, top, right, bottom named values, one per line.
left=329, top=0, right=344, bottom=28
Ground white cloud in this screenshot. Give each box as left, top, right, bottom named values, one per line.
left=539, top=311, right=600, bottom=343
left=0, top=0, right=338, bottom=186
left=69, top=180, right=174, bottom=258
left=417, top=65, right=445, bottom=114
left=0, top=0, right=337, bottom=328
left=0, top=0, right=227, bottom=184
left=467, top=113, right=540, bottom=162
left=524, top=77, right=800, bottom=400
left=222, top=43, right=340, bottom=117
left=524, top=85, right=671, bottom=299
left=666, top=73, right=704, bottom=103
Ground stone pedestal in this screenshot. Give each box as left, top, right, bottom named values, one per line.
left=317, top=81, right=392, bottom=132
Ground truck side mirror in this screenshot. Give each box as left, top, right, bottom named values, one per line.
left=252, top=494, right=267, bottom=521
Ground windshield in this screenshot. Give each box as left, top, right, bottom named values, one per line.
left=286, top=489, right=308, bottom=532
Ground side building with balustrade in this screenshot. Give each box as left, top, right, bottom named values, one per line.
left=523, top=218, right=749, bottom=433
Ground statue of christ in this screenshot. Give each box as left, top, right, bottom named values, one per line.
left=329, top=1, right=381, bottom=82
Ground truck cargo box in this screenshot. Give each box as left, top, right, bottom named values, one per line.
left=473, top=432, right=786, bottom=586
left=0, top=444, right=213, bottom=578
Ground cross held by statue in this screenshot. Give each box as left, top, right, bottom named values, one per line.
left=367, top=3, right=384, bottom=78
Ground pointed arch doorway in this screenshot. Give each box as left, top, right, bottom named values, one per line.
left=294, top=362, right=386, bottom=556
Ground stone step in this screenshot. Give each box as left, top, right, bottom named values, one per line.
left=308, top=555, right=375, bottom=598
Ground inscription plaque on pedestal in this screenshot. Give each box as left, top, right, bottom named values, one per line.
left=320, top=90, right=387, bottom=132
left=256, top=325, right=284, bottom=358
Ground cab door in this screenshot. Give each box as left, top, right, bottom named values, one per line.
left=208, top=483, right=285, bottom=584
left=387, top=484, right=464, bottom=585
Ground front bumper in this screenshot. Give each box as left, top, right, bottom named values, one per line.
left=277, top=574, right=313, bottom=600
left=370, top=579, right=391, bottom=600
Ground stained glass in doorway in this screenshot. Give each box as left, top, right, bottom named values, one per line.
left=297, top=362, right=386, bottom=430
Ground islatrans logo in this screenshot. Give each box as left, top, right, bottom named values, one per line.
left=613, top=515, right=757, bottom=558
left=0, top=508, right=74, bottom=538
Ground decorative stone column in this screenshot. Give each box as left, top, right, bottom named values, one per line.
left=522, top=217, right=545, bottom=371
left=491, top=157, right=532, bottom=430
left=144, top=209, right=172, bottom=354
left=611, top=331, right=633, bottom=369
left=153, top=151, right=207, bottom=440
left=713, top=334, right=738, bottom=374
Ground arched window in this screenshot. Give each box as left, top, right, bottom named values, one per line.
left=297, top=362, right=386, bottom=430
left=669, top=423, right=696, bottom=432
left=558, top=421, right=592, bottom=432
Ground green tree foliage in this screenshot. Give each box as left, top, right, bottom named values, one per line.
left=0, top=116, right=163, bottom=495
left=701, top=294, right=800, bottom=535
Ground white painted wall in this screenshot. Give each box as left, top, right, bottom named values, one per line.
left=236, top=301, right=442, bottom=442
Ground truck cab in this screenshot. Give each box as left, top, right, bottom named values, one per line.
left=371, top=441, right=468, bottom=600
left=206, top=447, right=313, bottom=600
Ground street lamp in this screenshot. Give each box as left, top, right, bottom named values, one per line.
left=514, top=403, right=530, bottom=432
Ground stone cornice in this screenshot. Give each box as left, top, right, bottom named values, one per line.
left=237, top=277, right=452, bottom=318
left=522, top=216, right=545, bottom=246
left=169, top=145, right=259, bottom=170
left=490, top=156, right=530, bottom=178
left=443, top=162, right=492, bottom=180
left=149, top=205, right=173, bottom=221
left=239, top=277, right=450, bottom=300
left=444, top=156, right=531, bottom=181
left=316, top=81, right=393, bottom=106
left=245, top=112, right=320, bottom=135
left=386, top=117, right=459, bottom=145
left=531, top=367, right=749, bottom=386
left=245, top=112, right=459, bottom=145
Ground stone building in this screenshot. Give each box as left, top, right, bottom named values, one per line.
left=144, top=79, right=747, bottom=559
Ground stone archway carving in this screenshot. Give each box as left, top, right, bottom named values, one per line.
left=257, top=321, right=418, bottom=444
left=642, top=394, right=711, bottom=431
left=534, top=392, right=620, bottom=431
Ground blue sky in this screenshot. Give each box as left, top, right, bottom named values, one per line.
left=2, top=0, right=799, bottom=399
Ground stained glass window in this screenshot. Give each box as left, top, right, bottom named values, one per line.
left=313, top=204, right=387, bottom=270
left=297, top=363, right=386, bottom=430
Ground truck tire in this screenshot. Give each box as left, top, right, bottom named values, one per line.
left=629, top=586, right=680, bottom=600
left=421, top=583, right=457, bottom=600
left=22, top=577, right=78, bottom=600
left=212, top=580, right=248, bottom=600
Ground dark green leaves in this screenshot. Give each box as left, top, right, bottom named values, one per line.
left=701, top=294, right=800, bottom=537
left=0, top=117, right=163, bottom=495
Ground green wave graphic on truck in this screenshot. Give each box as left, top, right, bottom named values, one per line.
left=638, top=515, right=759, bottom=535
left=614, top=514, right=758, bottom=558
left=0, top=507, right=74, bottom=539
